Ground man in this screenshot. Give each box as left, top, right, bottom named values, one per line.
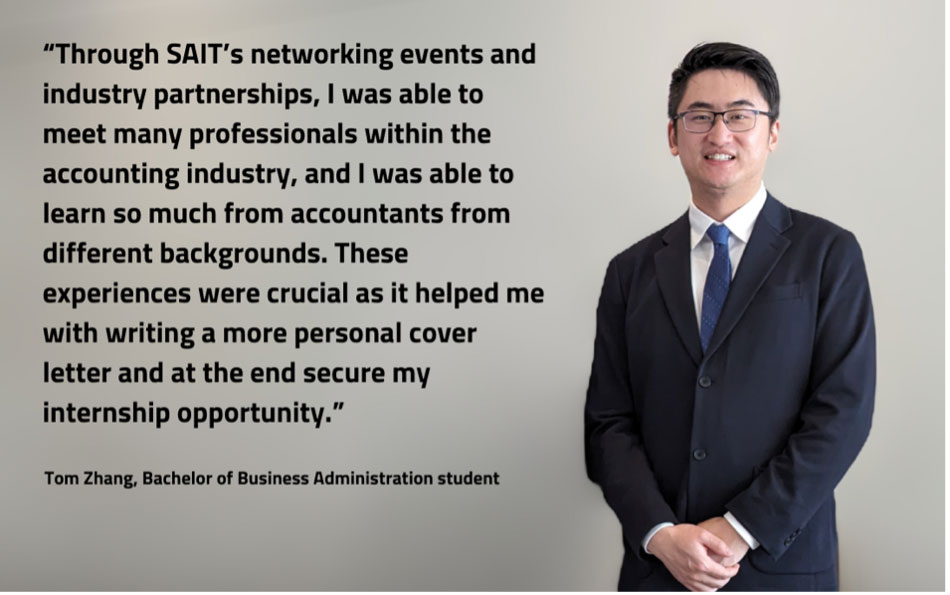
left=584, top=42, right=874, bottom=591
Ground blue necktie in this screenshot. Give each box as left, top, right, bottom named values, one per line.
left=700, top=224, right=731, bottom=352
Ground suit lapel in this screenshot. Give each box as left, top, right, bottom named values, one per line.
left=703, top=194, right=793, bottom=358
left=655, top=214, right=703, bottom=366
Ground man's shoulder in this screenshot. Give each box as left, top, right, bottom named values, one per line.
left=778, top=199, right=863, bottom=256
left=784, top=203, right=851, bottom=236
left=609, top=213, right=686, bottom=269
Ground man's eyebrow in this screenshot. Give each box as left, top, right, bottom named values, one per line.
left=728, top=99, right=757, bottom=108
left=683, top=99, right=759, bottom=110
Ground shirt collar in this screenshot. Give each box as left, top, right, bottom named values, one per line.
left=688, top=182, right=768, bottom=250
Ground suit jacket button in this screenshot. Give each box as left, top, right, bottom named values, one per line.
left=692, top=449, right=707, bottom=461
left=698, top=376, right=712, bottom=388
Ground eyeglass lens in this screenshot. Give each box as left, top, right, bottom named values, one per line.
left=683, top=110, right=758, bottom=132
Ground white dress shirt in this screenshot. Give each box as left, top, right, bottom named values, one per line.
left=688, top=182, right=767, bottom=323
left=642, top=183, right=767, bottom=555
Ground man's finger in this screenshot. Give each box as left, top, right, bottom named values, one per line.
left=698, top=529, right=733, bottom=559
left=693, top=559, right=738, bottom=581
left=686, top=579, right=718, bottom=593
left=690, top=574, right=729, bottom=592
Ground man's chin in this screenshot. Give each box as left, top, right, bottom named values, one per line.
left=694, top=180, right=737, bottom=199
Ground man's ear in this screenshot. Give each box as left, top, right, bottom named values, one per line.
left=768, top=119, right=780, bottom=152
left=668, top=120, right=678, bottom=156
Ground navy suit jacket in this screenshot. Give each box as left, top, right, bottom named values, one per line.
left=585, top=194, right=875, bottom=590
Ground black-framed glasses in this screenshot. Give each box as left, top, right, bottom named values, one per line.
left=674, top=108, right=773, bottom=133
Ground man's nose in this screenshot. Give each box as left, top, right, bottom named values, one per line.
left=707, top=114, right=733, bottom=142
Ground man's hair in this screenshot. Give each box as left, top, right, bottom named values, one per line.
left=668, top=42, right=780, bottom=124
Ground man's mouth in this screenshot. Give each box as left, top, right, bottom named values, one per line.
left=704, top=153, right=735, bottom=161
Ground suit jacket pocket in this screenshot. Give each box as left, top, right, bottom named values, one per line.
left=755, top=282, right=802, bottom=302
left=747, top=498, right=837, bottom=574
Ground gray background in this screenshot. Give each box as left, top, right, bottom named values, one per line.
left=0, top=0, right=943, bottom=590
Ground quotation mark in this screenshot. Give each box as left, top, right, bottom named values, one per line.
left=44, top=43, right=54, bottom=52
left=325, top=401, right=344, bottom=423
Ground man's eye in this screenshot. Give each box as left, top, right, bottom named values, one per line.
left=688, top=114, right=712, bottom=122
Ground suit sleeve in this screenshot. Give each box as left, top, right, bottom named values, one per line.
left=726, top=230, right=875, bottom=559
left=585, top=257, right=678, bottom=547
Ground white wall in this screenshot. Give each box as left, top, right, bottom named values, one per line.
left=0, top=1, right=942, bottom=590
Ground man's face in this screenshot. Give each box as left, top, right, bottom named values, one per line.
left=668, top=69, right=779, bottom=202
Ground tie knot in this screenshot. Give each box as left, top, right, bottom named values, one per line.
left=706, top=223, right=730, bottom=246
